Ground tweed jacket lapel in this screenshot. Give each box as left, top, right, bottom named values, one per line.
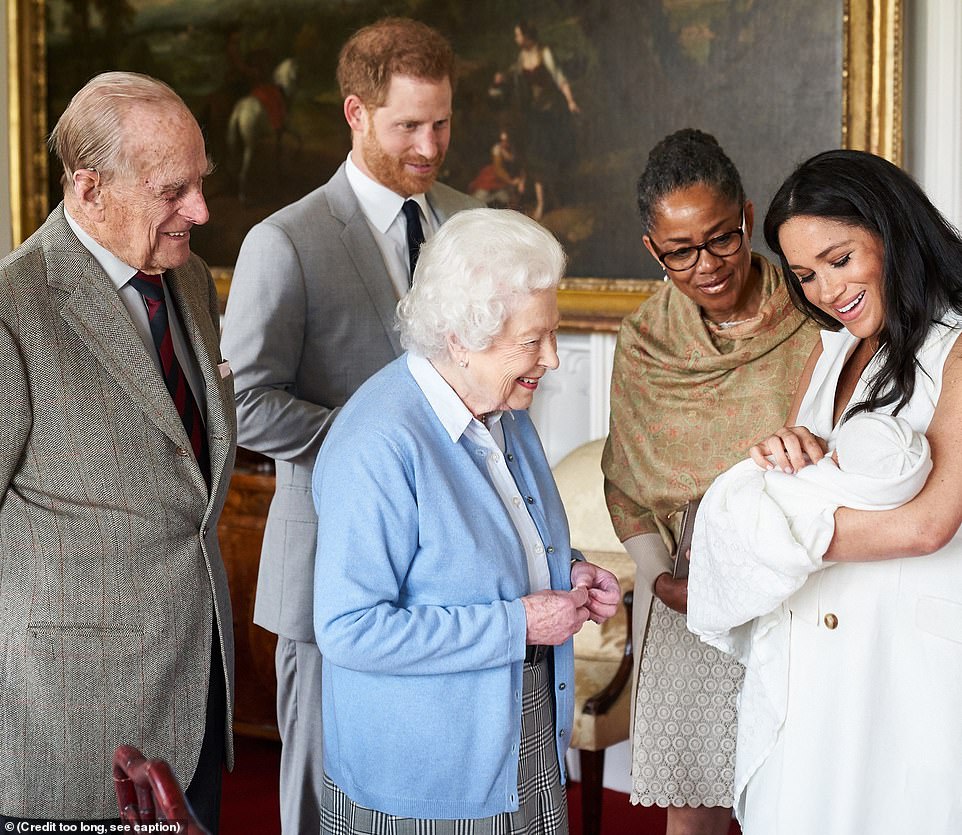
left=164, top=263, right=235, bottom=502
left=46, top=213, right=191, bottom=447
left=45, top=208, right=220, bottom=495
left=326, top=165, right=404, bottom=356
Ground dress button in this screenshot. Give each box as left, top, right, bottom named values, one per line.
left=558, top=682, right=566, bottom=690
left=176, top=447, right=190, bottom=457
left=526, top=496, right=535, bottom=504
left=546, top=546, right=555, bottom=554
left=824, top=613, right=839, bottom=630
left=512, top=496, right=523, bottom=508
left=506, top=453, right=514, bottom=461
left=559, top=729, right=566, bottom=737
left=490, top=451, right=501, bottom=464
left=535, top=543, right=544, bottom=554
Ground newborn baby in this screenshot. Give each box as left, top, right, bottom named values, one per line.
left=687, top=411, right=931, bottom=650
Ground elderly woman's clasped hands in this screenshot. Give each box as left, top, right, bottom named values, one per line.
left=522, top=562, right=621, bottom=645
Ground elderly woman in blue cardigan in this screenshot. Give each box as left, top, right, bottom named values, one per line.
left=312, top=208, right=620, bottom=834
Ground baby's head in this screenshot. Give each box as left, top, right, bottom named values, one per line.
left=834, top=413, right=926, bottom=478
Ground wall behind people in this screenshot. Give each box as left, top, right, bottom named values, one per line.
left=906, top=0, right=962, bottom=224
left=1, top=2, right=960, bottom=258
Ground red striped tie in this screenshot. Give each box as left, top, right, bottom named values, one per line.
left=129, top=271, right=210, bottom=484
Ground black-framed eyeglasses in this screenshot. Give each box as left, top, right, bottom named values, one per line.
left=651, top=212, right=746, bottom=272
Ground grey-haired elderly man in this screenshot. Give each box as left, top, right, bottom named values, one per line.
left=0, top=72, right=236, bottom=831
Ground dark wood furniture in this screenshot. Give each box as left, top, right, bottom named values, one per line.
left=217, top=455, right=280, bottom=739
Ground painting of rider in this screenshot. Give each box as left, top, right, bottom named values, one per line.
left=36, top=0, right=848, bottom=278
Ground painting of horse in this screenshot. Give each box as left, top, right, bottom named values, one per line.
left=227, top=57, right=299, bottom=201
left=36, top=0, right=860, bottom=278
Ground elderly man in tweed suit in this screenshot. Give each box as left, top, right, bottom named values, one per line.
left=0, top=73, right=236, bottom=831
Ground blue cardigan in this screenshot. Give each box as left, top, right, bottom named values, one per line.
left=312, top=355, right=576, bottom=819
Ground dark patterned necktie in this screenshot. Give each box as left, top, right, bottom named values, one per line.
left=401, top=199, right=425, bottom=284
left=128, top=271, right=210, bottom=484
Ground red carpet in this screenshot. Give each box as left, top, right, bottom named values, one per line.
left=221, top=736, right=281, bottom=834
left=222, top=736, right=741, bottom=835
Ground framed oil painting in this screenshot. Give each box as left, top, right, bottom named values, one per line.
left=9, top=0, right=901, bottom=327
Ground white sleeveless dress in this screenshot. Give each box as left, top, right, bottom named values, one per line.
left=739, top=317, right=962, bottom=834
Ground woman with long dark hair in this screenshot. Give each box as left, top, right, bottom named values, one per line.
left=739, top=149, right=962, bottom=834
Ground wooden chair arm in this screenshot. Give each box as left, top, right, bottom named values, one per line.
left=113, top=745, right=210, bottom=835
left=583, top=589, right=634, bottom=716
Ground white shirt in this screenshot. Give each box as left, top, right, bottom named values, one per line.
left=407, top=353, right=551, bottom=593
left=345, top=153, right=439, bottom=298
left=64, top=208, right=207, bottom=417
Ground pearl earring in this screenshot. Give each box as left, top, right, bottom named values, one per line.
left=458, top=359, right=467, bottom=368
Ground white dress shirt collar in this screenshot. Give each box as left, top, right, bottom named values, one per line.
left=345, top=153, right=431, bottom=232
left=64, top=208, right=139, bottom=291
left=407, top=353, right=507, bottom=444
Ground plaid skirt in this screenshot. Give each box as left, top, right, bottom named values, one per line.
left=320, top=657, right=569, bottom=835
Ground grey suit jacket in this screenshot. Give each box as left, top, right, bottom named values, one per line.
left=221, top=163, right=479, bottom=642
left=0, top=205, right=237, bottom=819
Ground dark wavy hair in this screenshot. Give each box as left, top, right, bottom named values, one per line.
left=636, top=128, right=746, bottom=233
left=764, top=148, right=962, bottom=419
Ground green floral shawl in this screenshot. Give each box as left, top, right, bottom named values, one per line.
left=602, top=254, right=820, bottom=548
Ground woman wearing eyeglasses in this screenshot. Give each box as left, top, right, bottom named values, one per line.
left=601, top=129, right=818, bottom=835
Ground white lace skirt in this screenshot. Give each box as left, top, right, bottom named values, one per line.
left=630, top=599, right=744, bottom=808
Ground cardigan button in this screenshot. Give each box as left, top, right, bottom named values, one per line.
left=546, top=546, right=555, bottom=554
left=558, top=682, right=566, bottom=690
left=506, top=453, right=514, bottom=461
left=824, top=613, right=839, bottom=630
left=526, top=495, right=535, bottom=504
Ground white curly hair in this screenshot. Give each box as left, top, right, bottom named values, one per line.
left=397, top=208, right=566, bottom=359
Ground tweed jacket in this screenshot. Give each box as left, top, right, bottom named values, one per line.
left=0, top=205, right=237, bottom=819
left=221, top=163, right=479, bottom=642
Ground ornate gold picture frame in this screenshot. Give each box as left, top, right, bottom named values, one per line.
left=7, top=0, right=902, bottom=330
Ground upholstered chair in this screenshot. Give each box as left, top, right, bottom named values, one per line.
left=552, top=439, right=635, bottom=835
